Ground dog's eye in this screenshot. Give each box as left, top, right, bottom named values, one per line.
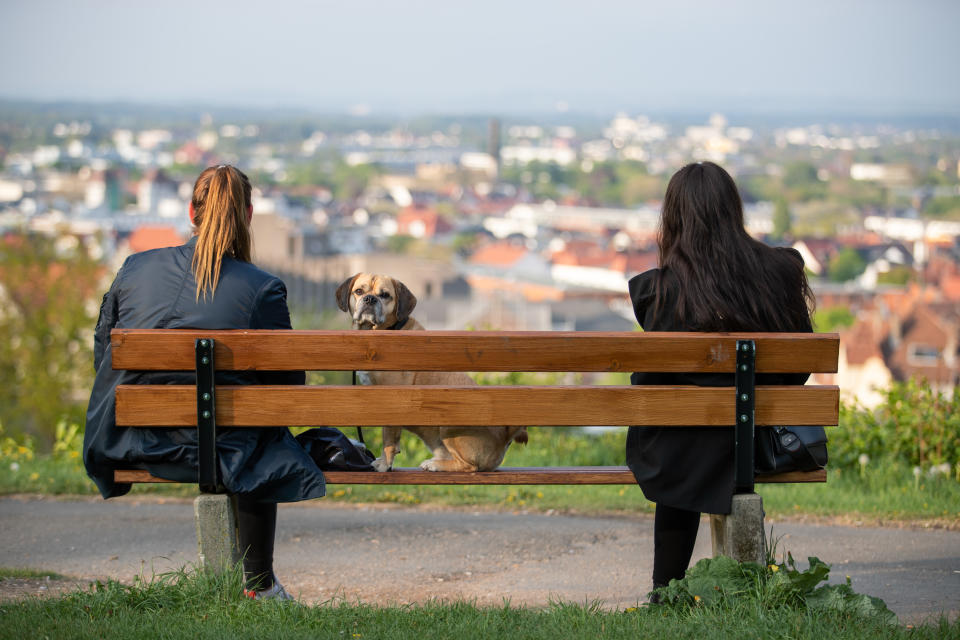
left=354, top=288, right=364, bottom=296
left=378, top=292, right=391, bottom=299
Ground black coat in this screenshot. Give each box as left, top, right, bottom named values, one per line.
left=625, top=262, right=811, bottom=514
left=84, top=237, right=327, bottom=502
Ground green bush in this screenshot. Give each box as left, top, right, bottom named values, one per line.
left=834, top=379, right=960, bottom=471
left=813, top=306, right=855, bottom=332
left=827, top=248, right=867, bottom=282
left=0, top=232, right=101, bottom=443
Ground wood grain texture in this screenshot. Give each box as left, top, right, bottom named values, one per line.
left=113, top=467, right=826, bottom=485
left=110, top=329, right=840, bottom=374
left=115, top=384, right=839, bottom=427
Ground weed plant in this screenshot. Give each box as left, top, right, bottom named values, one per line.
left=653, top=553, right=895, bottom=622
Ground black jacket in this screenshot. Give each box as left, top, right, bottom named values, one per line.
left=84, top=237, right=327, bottom=502
left=625, top=261, right=811, bottom=514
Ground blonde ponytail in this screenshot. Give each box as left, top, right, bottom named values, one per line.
left=190, top=165, right=252, bottom=300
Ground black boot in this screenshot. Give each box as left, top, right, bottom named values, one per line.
left=648, top=583, right=667, bottom=605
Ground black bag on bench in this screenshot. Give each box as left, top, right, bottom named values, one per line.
left=754, top=426, right=828, bottom=475
left=295, top=428, right=376, bottom=472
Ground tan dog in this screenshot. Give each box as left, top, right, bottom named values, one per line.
left=336, top=273, right=527, bottom=472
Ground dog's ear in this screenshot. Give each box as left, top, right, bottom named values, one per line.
left=335, top=273, right=361, bottom=312
left=392, top=278, right=417, bottom=324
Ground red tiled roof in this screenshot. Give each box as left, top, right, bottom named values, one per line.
left=942, top=275, right=960, bottom=302
left=396, top=205, right=452, bottom=237
left=469, top=242, right=529, bottom=267
left=127, top=226, right=185, bottom=253
left=551, top=243, right=657, bottom=274
left=841, top=317, right=886, bottom=366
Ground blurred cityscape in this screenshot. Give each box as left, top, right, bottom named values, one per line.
left=1, top=101, right=959, bottom=424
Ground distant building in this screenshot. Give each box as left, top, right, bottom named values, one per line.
left=460, top=152, right=498, bottom=178
left=468, top=242, right=542, bottom=273
left=837, top=316, right=894, bottom=408
left=85, top=169, right=123, bottom=211
left=850, top=163, right=913, bottom=184
left=830, top=299, right=960, bottom=407
left=793, top=238, right=840, bottom=276
left=174, top=141, right=206, bottom=166
left=465, top=241, right=560, bottom=303
left=550, top=241, right=657, bottom=292
left=500, top=145, right=576, bottom=167
left=487, top=118, right=501, bottom=172
left=0, top=179, right=24, bottom=204
left=864, top=214, right=960, bottom=245
left=137, top=169, right=179, bottom=215
left=396, top=205, right=452, bottom=239
left=857, top=243, right=914, bottom=288
left=502, top=203, right=660, bottom=237
left=884, top=303, right=959, bottom=391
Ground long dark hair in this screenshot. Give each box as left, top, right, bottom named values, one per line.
left=655, top=162, right=814, bottom=332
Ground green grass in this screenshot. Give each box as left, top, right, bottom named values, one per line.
left=0, top=567, right=63, bottom=580
left=758, top=463, right=960, bottom=522
left=2, top=428, right=959, bottom=524
left=0, top=566, right=954, bottom=640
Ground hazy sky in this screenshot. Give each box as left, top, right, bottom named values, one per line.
left=1, top=0, right=958, bottom=115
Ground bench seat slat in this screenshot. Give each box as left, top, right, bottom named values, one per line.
left=114, top=467, right=826, bottom=485
left=115, top=385, right=839, bottom=427
left=111, top=329, right=839, bottom=374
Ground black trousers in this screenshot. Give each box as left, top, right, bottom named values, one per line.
left=652, top=503, right=700, bottom=589
left=236, top=496, right=277, bottom=590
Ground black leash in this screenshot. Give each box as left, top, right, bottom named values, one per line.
left=352, top=317, right=406, bottom=446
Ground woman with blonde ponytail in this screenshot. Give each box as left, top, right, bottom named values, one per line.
left=85, top=165, right=330, bottom=601
left=190, top=165, right=253, bottom=300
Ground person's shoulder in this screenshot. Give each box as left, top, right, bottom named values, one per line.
left=774, top=245, right=803, bottom=261
left=221, top=258, right=284, bottom=290
left=628, top=267, right=664, bottom=324
left=769, top=245, right=806, bottom=271
left=628, top=267, right=659, bottom=299
left=119, top=243, right=188, bottom=276
left=125, top=244, right=181, bottom=263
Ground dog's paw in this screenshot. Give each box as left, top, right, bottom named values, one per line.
left=371, top=457, right=392, bottom=472
left=419, top=459, right=441, bottom=472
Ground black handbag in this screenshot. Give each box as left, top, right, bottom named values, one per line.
left=294, top=427, right=376, bottom=471
left=754, top=426, right=828, bottom=474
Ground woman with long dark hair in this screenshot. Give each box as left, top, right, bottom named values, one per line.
left=626, top=161, right=814, bottom=598
left=85, top=165, right=327, bottom=600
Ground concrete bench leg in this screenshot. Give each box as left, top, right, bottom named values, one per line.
left=709, top=493, right=766, bottom=565
left=194, top=494, right=240, bottom=573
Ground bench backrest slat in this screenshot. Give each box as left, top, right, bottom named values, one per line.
left=111, top=329, right=839, bottom=374
left=115, top=384, right=839, bottom=427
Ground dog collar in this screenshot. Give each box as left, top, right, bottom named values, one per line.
left=385, top=319, right=407, bottom=330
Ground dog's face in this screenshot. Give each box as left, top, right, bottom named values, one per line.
left=336, top=273, right=417, bottom=330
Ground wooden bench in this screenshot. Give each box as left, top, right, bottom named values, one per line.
left=110, top=329, right=839, bottom=571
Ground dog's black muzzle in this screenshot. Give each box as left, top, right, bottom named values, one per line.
left=354, top=296, right=385, bottom=327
